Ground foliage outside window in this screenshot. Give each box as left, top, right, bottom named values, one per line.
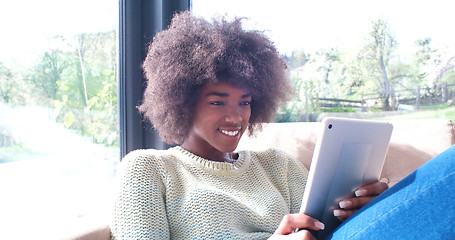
left=0, top=31, right=118, bottom=162
left=192, top=0, right=455, bottom=123
left=0, top=1, right=118, bottom=238
left=279, top=18, right=455, bottom=122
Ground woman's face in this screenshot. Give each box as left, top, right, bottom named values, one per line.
left=181, top=82, right=252, bottom=161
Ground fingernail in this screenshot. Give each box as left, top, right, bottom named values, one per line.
left=333, top=209, right=343, bottom=217
left=314, top=221, right=325, bottom=230
left=355, top=189, right=368, bottom=197
left=339, top=200, right=352, bottom=209
left=380, top=178, right=389, bottom=184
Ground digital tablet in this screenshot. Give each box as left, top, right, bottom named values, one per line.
left=299, top=117, right=393, bottom=239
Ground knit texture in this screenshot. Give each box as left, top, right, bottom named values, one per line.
left=111, top=147, right=308, bottom=240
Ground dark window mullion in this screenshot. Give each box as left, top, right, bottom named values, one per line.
left=119, top=0, right=190, bottom=159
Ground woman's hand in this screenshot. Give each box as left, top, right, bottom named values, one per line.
left=269, top=213, right=325, bottom=240
left=333, top=180, right=389, bottom=221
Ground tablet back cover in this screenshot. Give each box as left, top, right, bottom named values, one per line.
left=299, top=117, right=393, bottom=239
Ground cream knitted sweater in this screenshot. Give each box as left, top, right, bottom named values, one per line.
left=111, top=146, right=308, bottom=240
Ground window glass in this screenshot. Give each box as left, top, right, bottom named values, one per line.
left=192, top=0, right=455, bottom=122
left=0, top=0, right=118, bottom=238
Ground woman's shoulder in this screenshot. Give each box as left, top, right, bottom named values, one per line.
left=246, top=148, right=306, bottom=171
left=247, top=148, right=294, bottom=162
left=123, top=148, right=172, bottom=164
left=119, top=148, right=178, bottom=176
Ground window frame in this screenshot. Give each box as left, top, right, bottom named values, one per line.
left=118, top=0, right=190, bottom=158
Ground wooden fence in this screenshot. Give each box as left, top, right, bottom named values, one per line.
left=318, top=98, right=366, bottom=111
left=316, top=83, right=455, bottom=111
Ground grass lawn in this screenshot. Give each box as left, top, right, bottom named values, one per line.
left=374, top=106, right=455, bottom=122
left=316, top=105, right=454, bottom=122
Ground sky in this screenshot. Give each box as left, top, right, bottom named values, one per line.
left=192, top=0, right=455, bottom=56
left=1, top=0, right=454, bottom=65
left=0, top=0, right=117, bottom=65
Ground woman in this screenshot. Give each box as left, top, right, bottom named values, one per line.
left=111, top=11, right=455, bottom=239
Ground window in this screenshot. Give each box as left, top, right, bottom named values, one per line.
left=192, top=0, right=455, bottom=122
left=0, top=0, right=118, bottom=238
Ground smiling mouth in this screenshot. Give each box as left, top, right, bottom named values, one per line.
left=219, top=129, right=240, bottom=137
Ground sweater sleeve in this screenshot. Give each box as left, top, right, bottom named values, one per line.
left=110, top=150, right=170, bottom=240
left=285, top=152, right=308, bottom=214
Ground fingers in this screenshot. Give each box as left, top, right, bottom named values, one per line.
left=355, top=181, right=389, bottom=197
left=339, top=181, right=388, bottom=210
left=338, top=196, right=374, bottom=210
left=333, top=208, right=356, bottom=222
left=292, top=229, right=317, bottom=240
left=333, top=196, right=374, bottom=221
left=275, top=213, right=325, bottom=235
left=333, top=180, right=389, bottom=221
left=269, top=229, right=317, bottom=240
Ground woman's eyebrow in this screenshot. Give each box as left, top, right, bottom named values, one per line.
left=205, top=92, right=252, bottom=98
left=242, top=93, right=252, bottom=98
left=206, top=92, right=229, bottom=97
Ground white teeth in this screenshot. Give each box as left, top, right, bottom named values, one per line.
left=220, top=129, right=239, bottom=136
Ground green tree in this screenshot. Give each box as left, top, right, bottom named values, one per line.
left=411, top=38, right=454, bottom=103
left=360, top=18, right=398, bottom=110
left=0, top=62, right=32, bottom=105
left=287, top=49, right=310, bottom=69
left=27, top=31, right=118, bottom=146
left=30, top=50, right=68, bottom=103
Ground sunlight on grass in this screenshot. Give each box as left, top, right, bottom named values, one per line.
left=375, top=106, right=454, bottom=122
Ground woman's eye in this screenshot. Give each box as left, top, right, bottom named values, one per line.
left=210, top=101, right=224, bottom=106
left=240, top=101, right=251, bottom=106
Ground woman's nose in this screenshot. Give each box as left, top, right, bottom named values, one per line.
left=224, top=107, right=242, bottom=123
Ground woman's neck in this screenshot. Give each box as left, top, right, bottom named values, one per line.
left=180, top=142, right=237, bottom=163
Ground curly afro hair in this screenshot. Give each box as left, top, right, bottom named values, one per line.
left=139, top=11, right=292, bottom=145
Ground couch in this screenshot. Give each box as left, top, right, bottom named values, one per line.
left=69, top=118, right=454, bottom=240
